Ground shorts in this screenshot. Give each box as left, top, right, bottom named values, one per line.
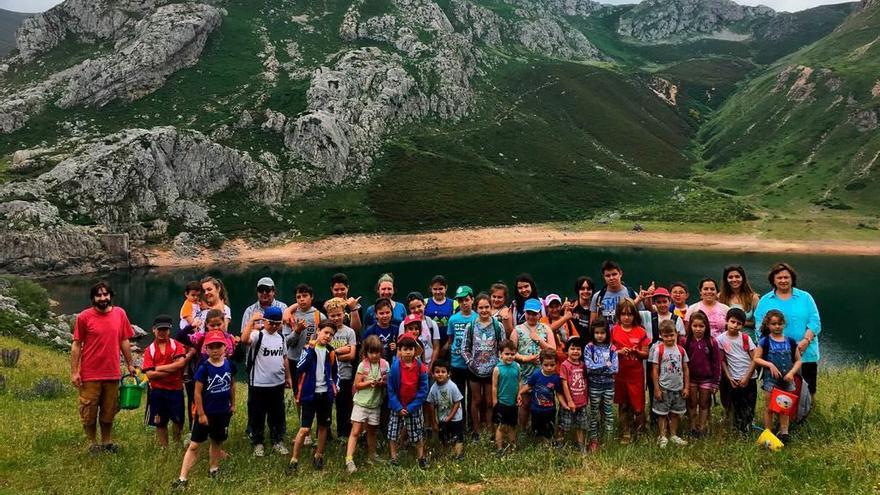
left=558, top=405, right=589, bottom=431
left=78, top=380, right=120, bottom=426
left=652, top=389, right=686, bottom=416
left=763, top=376, right=797, bottom=393
left=147, top=388, right=185, bottom=427
left=351, top=404, right=381, bottom=426
left=300, top=393, right=333, bottom=428
left=191, top=413, right=231, bottom=443
left=439, top=419, right=465, bottom=444
left=690, top=380, right=718, bottom=391
left=492, top=403, right=517, bottom=427
left=614, top=377, right=645, bottom=413
left=387, top=411, right=424, bottom=442
left=468, top=370, right=492, bottom=384
left=530, top=409, right=556, bottom=439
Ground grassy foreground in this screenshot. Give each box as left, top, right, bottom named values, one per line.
left=0, top=335, right=878, bottom=495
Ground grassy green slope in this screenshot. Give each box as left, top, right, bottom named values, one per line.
left=698, top=2, right=880, bottom=213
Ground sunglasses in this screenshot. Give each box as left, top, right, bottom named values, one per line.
left=257, top=286, right=274, bottom=293
left=266, top=320, right=282, bottom=326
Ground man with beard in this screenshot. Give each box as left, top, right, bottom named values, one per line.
left=70, top=281, right=135, bottom=453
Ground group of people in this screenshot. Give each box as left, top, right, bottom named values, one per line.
left=67, top=260, right=822, bottom=488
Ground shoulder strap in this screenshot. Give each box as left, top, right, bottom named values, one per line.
left=742, top=333, right=751, bottom=352
left=247, top=330, right=265, bottom=384
left=627, top=287, right=637, bottom=299
left=597, top=287, right=607, bottom=301
left=671, top=313, right=679, bottom=322
left=787, top=337, right=798, bottom=361
left=314, top=311, right=321, bottom=325
left=650, top=313, right=659, bottom=342
left=658, top=343, right=664, bottom=362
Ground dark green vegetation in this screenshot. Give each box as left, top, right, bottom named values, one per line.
left=0, top=276, right=54, bottom=346
left=0, top=8, right=28, bottom=57
left=0, top=0, right=877, bottom=240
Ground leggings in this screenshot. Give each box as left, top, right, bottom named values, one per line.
left=588, top=381, right=615, bottom=440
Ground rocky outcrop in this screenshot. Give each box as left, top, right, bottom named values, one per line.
left=0, top=282, right=75, bottom=349
left=515, top=18, right=600, bottom=60
left=618, top=0, right=775, bottom=41
left=15, top=0, right=170, bottom=62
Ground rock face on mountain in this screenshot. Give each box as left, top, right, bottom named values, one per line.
left=618, top=0, right=775, bottom=41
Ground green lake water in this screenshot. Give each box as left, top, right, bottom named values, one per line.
left=45, top=246, right=879, bottom=366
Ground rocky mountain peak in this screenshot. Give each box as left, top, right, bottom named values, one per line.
left=618, top=0, right=776, bottom=41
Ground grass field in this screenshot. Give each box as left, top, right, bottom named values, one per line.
left=0, top=335, right=878, bottom=494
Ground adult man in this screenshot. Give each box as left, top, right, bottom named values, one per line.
left=754, top=262, right=821, bottom=396
left=590, top=260, right=643, bottom=325
left=241, top=277, right=289, bottom=334
left=70, top=281, right=135, bottom=453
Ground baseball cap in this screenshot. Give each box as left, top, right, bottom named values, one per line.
left=524, top=298, right=543, bottom=314
left=204, top=331, right=227, bottom=347
left=544, top=294, right=562, bottom=306
left=256, top=277, right=275, bottom=288
left=454, top=285, right=474, bottom=299
left=403, top=314, right=423, bottom=327
left=263, top=306, right=283, bottom=322
left=152, top=314, right=174, bottom=330
left=652, top=287, right=671, bottom=299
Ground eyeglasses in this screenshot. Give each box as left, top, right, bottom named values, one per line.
left=266, top=320, right=282, bottom=326
left=257, top=287, right=274, bottom=293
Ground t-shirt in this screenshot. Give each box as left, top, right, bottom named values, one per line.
left=180, top=300, right=195, bottom=326
left=314, top=345, right=328, bottom=393
left=364, top=301, right=407, bottom=329
left=250, top=331, right=286, bottom=387
left=330, top=325, right=358, bottom=380
left=194, top=359, right=236, bottom=415
left=716, top=331, right=757, bottom=380
left=590, top=286, right=636, bottom=325
left=642, top=311, right=686, bottom=342
left=363, top=323, right=397, bottom=362
left=514, top=322, right=550, bottom=380
left=284, top=307, right=324, bottom=361
left=463, top=319, right=501, bottom=378
left=73, top=307, right=135, bottom=382
left=399, top=360, right=420, bottom=407
left=398, top=318, right=440, bottom=364
left=427, top=380, right=464, bottom=422
left=610, top=325, right=649, bottom=383
left=571, top=303, right=592, bottom=341
left=425, top=298, right=454, bottom=343
left=685, top=301, right=731, bottom=339
left=353, top=359, right=387, bottom=409
left=559, top=359, right=588, bottom=407
left=495, top=361, right=521, bottom=406
left=193, top=305, right=232, bottom=327
left=240, top=299, right=289, bottom=334
left=448, top=312, right=478, bottom=369
left=143, top=339, right=186, bottom=390
left=527, top=370, right=562, bottom=413
left=648, top=342, right=689, bottom=391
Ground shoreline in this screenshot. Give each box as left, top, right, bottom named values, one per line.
left=143, top=224, right=880, bottom=269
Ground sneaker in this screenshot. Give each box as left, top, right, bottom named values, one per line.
left=272, top=443, right=289, bottom=455
left=670, top=435, right=688, bottom=446
left=589, top=439, right=599, bottom=453
left=579, top=445, right=588, bottom=455
left=495, top=447, right=505, bottom=458
left=286, top=461, right=298, bottom=475
left=346, top=460, right=357, bottom=474
left=620, top=433, right=632, bottom=445
left=88, top=444, right=103, bottom=455
left=103, top=443, right=120, bottom=454
left=470, top=431, right=480, bottom=442
left=778, top=433, right=791, bottom=445
left=389, top=457, right=399, bottom=467
left=209, top=468, right=220, bottom=478
left=658, top=436, right=669, bottom=449
left=171, top=479, right=188, bottom=490
left=313, top=456, right=324, bottom=470
left=253, top=444, right=265, bottom=457
left=303, top=435, right=313, bottom=446
left=418, top=457, right=428, bottom=469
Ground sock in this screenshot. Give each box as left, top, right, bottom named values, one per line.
left=345, top=456, right=353, bottom=462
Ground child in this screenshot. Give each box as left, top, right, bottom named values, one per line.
left=364, top=298, right=398, bottom=363
left=190, top=309, right=237, bottom=360
left=571, top=277, right=595, bottom=340
left=541, top=294, right=578, bottom=366
left=387, top=335, right=429, bottom=468
left=558, top=337, right=589, bottom=452
left=427, top=360, right=465, bottom=461
left=510, top=298, right=555, bottom=429
left=754, top=310, right=802, bottom=444
left=288, top=320, right=338, bottom=472
left=399, top=294, right=441, bottom=367
left=462, top=293, right=504, bottom=437
left=283, top=284, right=326, bottom=395
left=610, top=299, right=649, bottom=444
left=173, top=331, right=236, bottom=488
left=326, top=298, right=358, bottom=441
left=585, top=318, right=618, bottom=452
left=489, top=282, right=513, bottom=336
left=519, top=349, right=564, bottom=442
left=716, top=308, right=757, bottom=434
left=344, top=335, right=388, bottom=474
left=683, top=310, right=720, bottom=438
left=649, top=320, right=690, bottom=448
left=670, top=282, right=690, bottom=319
left=492, top=340, right=521, bottom=455
left=425, top=275, right=455, bottom=357
left=642, top=287, right=685, bottom=423
left=179, top=281, right=201, bottom=329
left=143, top=315, right=191, bottom=448
left=241, top=306, right=292, bottom=457
left=448, top=286, right=477, bottom=432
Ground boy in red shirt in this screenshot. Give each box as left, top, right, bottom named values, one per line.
left=143, top=315, right=194, bottom=447
left=610, top=299, right=650, bottom=445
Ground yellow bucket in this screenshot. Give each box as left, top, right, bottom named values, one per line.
left=756, top=428, right=784, bottom=451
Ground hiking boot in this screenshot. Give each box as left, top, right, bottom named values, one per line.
left=313, top=456, right=324, bottom=470
left=346, top=460, right=357, bottom=474
left=103, top=443, right=120, bottom=454
left=658, top=436, right=669, bottom=449
left=778, top=433, right=791, bottom=445
left=253, top=444, right=265, bottom=457
left=418, top=457, right=428, bottom=469
left=272, top=442, right=289, bottom=455
left=670, top=435, right=688, bottom=446
left=171, top=479, right=188, bottom=490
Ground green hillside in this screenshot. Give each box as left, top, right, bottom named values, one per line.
left=699, top=1, right=880, bottom=214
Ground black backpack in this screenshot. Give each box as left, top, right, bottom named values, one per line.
left=245, top=330, right=265, bottom=386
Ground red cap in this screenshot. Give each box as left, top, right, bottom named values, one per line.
left=652, top=287, right=671, bottom=299
left=204, top=331, right=227, bottom=347
left=403, top=314, right=423, bottom=327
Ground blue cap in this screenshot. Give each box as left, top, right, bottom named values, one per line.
left=263, top=306, right=283, bottom=322
left=524, top=298, right=542, bottom=314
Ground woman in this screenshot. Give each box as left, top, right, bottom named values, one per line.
left=510, top=273, right=541, bottom=327
left=571, top=276, right=594, bottom=341
left=363, top=273, right=407, bottom=328
left=754, top=262, right=821, bottom=396
left=685, top=278, right=730, bottom=339
left=718, top=266, right=760, bottom=337
left=196, top=276, right=231, bottom=331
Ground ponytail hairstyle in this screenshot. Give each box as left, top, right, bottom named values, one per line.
left=759, top=309, right=786, bottom=338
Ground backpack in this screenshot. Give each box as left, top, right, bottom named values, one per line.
left=596, top=286, right=638, bottom=309
left=353, top=358, right=390, bottom=394
left=794, top=374, right=812, bottom=422
left=656, top=343, right=686, bottom=363
left=649, top=313, right=680, bottom=343
left=147, top=339, right=178, bottom=360
left=464, top=318, right=504, bottom=372
left=245, top=330, right=266, bottom=385
left=760, top=336, right=798, bottom=363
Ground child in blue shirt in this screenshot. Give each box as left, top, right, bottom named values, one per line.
left=753, top=309, right=802, bottom=445
left=447, top=286, right=476, bottom=433
left=584, top=318, right=618, bottom=452
left=364, top=298, right=398, bottom=362
left=519, top=349, right=564, bottom=442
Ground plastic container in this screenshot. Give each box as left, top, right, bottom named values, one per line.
left=118, top=373, right=145, bottom=410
